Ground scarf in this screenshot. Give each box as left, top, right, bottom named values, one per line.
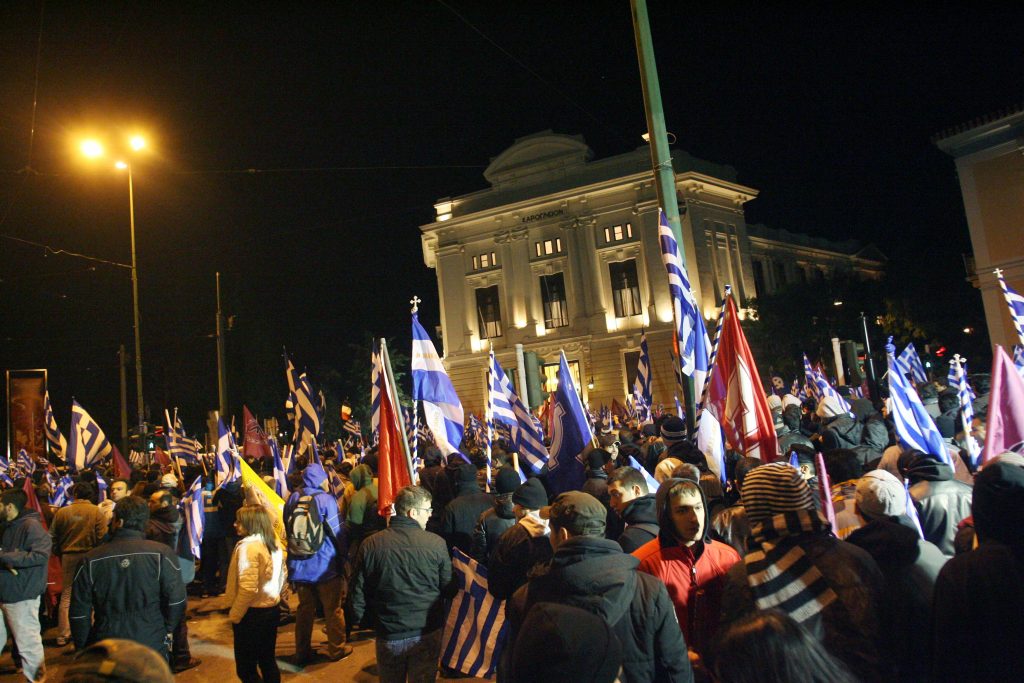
left=743, top=509, right=838, bottom=623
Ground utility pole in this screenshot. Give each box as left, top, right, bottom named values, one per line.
left=119, top=344, right=129, bottom=456
left=630, top=0, right=697, bottom=431
left=216, top=272, right=228, bottom=419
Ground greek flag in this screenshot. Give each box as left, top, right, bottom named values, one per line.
left=467, top=414, right=485, bottom=446
left=896, top=343, right=929, bottom=385
left=488, top=351, right=548, bottom=474
left=545, top=352, right=593, bottom=495
left=885, top=338, right=949, bottom=464
left=370, top=348, right=382, bottom=439
left=803, top=354, right=817, bottom=397
left=166, top=410, right=200, bottom=463
left=343, top=420, right=363, bottom=438
left=995, top=268, right=1024, bottom=346
left=17, top=449, right=36, bottom=475
left=180, top=475, right=205, bottom=559
left=68, top=400, right=112, bottom=472
left=270, top=438, right=289, bottom=499
left=44, top=392, right=67, bottom=460
left=627, top=454, right=659, bottom=491
left=215, top=418, right=242, bottom=488
left=803, top=354, right=851, bottom=412
left=440, top=548, right=508, bottom=678
left=950, top=356, right=982, bottom=466
left=284, top=352, right=322, bottom=450
left=659, top=210, right=711, bottom=393
left=51, top=475, right=73, bottom=507
left=634, top=331, right=652, bottom=406
left=95, top=472, right=108, bottom=503
left=412, top=313, right=465, bottom=455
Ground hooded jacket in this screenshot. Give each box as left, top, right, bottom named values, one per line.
left=470, top=494, right=516, bottom=563
left=847, top=518, right=946, bottom=683
left=145, top=504, right=196, bottom=584
left=284, top=464, right=345, bottom=584
left=487, top=511, right=552, bottom=601
left=633, top=478, right=740, bottom=656
left=820, top=414, right=863, bottom=452
left=616, top=493, right=660, bottom=554
left=931, top=460, right=1024, bottom=682
left=441, top=478, right=493, bottom=554
left=904, top=457, right=972, bottom=556
left=508, top=535, right=693, bottom=683
left=346, top=464, right=383, bottom=545
left=0, top=509, right=51, bottom=603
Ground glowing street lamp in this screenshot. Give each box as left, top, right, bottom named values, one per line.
left=79, top=134, right=148, bottom=446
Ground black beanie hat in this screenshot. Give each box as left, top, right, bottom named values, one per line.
left=512, top=478, right=547, bottom=509
left=495, top=467, right=521, bottom=495
left=972, top=457, right=1024, bottom=553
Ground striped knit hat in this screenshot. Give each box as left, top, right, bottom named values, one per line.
left=741, top=461, right=816, bottom=526
left=660, top=416, right=687, bottom=447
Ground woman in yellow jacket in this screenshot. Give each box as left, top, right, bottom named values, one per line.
left=226, top=504, right=286, bottom=683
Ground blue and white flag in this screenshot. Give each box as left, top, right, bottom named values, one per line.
left=659, top=210, right=711, bottom=395
left=885, top=338, right=950, bottom=464
left=545, top=352, right=593, bottom=495
left=488, top=351, right=549, bottom=475
left=51, top=474, right=73, bottom=507
left=44, top=391, right=67, bottom=460
left=284, top=352, right=322, bottom=452
left=896, top=343, right=929, bottom=385
left=627, top=454, right=659, bottom=492
left=634, top=331, right=652, bottom=407
left=215, top=418, right=242, bottom=488
left=68, top=400, right=112, bottom=472
left=95, top=472, right=108, bottom=503
left=270, top=438, right=289, bottom=500
left=950, top=356, right=982, bottom=467
left=412, top=313, right=465, bottom=455
left=17, top=449, right=36, bottom=475
left=440, top=548, right=508, bottom=678
left=802, top=354, right=817, bottom=397
left=180, top=475, right=205, bottom=559
left=803, top=354, right=851, bottom=413
left=166, top=409, right=200, bottom=463
left=995, top=269, right=1024, bottom=346
left=370, top=348, right=382, bottom=441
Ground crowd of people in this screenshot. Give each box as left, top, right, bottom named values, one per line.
left=0, top=372, right=1022, bottom=683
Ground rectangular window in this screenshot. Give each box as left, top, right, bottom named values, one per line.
left=603, top=222, right=634, bottom=244
left=540, top=273, right=569, bottom=329
left=474, top=252, right=497, bottom=270
left=475, top=286, right=502, bottom=339
left=751, top=260, right=766, bottom=297
left=609, top=259, right=642, bottom=318
left=542, top=359, right=582, bottom=395
left=535, top=239, right=563, bottom=257
left=774, top=261, right=787, bottom=288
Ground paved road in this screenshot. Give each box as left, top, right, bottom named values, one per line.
left=0, top=594, right=489, bottom=682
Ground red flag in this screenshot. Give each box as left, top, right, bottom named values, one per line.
left=242, top=405, right=273, bottom=459
left=704, top=296, right=779, bottom=462
left=377, top=360, right=411, bottom=518
left=21, top=479, right=63, bottom=611
left=983, top=345, right=1024, bottom=463
left=153, top=447, right=171, bottom=467
left=111, top=444, right=133, bottom=479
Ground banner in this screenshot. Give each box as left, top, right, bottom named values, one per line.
left=6, top=369, right=47, bottom=461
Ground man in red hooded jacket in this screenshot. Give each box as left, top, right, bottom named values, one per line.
left=634, top=477, right=740, bottom=657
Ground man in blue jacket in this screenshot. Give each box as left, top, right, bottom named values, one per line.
left=0, top=488, right=52, bottom=682
left=284, top=463, right=352, bottom=664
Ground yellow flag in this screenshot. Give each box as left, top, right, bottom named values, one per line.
left=238, top=457, right=285, bottom=514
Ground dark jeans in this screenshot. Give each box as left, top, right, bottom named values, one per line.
left=171, top=611, right=192, bottom=667
left=233, top=605, right=281, bottom=683
left=200, top=535, right=228, bottom=593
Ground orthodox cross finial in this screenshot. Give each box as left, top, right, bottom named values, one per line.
left=410, top=295, right=421, bottom=314
left=994, top=267, right=1004, bottom=278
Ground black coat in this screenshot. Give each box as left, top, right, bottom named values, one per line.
left=617, top=494, right=659, bottom=554
left=349, top=515, right=452, bottom=640
left=441, top=482, right=493, bottom=554
left=506, top=536, right=692, bottom=683
left=471, top=497, right=516, bottom=563
left=0, top=509, right=51, bottom=603
left=487, top=518, right=552, bottom=602
left=69, top=528, right=186, bottom=654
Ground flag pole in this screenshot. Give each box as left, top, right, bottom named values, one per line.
left=380, top=338, right=414, bottom=483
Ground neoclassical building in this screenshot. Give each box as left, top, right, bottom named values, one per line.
left=420, top=132, right=884, bottom=415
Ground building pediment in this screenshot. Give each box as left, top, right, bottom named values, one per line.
left=484, top=131, right=593, bottom=189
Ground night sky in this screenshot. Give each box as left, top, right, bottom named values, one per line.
left=2, top=2, right=1021, bottom=439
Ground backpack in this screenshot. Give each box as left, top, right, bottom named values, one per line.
left=287, top=493, right=328, bottom=558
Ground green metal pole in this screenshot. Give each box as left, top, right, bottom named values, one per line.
left=630, top=0, right=697, bottom=432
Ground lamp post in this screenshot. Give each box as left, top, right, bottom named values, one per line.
left=81, top=135, right=147, bottom=446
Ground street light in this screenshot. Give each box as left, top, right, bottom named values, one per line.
left=79, top=134, right=148, bottom=449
